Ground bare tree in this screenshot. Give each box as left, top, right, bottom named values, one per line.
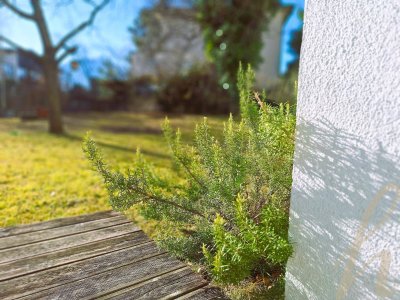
left=0, top=0, right=110, bottom=134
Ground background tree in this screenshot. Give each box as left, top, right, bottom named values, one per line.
left=197, top=0, right=279, bottom=109
left=0, top=0, right=110, bottom=134
left=100, top=59, right=128, bottom=81
left=130, top=1, right=201, bottom=83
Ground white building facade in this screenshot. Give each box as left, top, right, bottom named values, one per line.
left=286, top=1, right=400, bottom=299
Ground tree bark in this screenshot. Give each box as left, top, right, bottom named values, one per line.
left=31, top=0, right=64, bottom=134
left=43, top=55, right=64, bottom=134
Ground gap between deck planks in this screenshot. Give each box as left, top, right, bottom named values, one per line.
left=0, top=211, right=227, bottom=300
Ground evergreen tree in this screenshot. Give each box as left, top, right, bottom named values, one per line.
left=83, top=65, right=295, bottom=284
left=197, top=0, right=279, bottom=108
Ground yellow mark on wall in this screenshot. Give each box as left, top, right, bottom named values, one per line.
left=337, top=183, right=400, bottom=299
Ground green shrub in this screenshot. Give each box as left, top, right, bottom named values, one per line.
left=203, top=196, right=292, bottom=284
left=83, top=65, right=295, bottom=285
left=157, top=64, right=231, bottom=114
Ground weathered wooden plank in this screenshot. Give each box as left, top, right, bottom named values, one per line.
left=176, top=287, right=228, bottom=300
left=0, top=231, right=150, bottom=281
left=0, top=211, right=118, bottom=238
left=18, top=254, right=186, bottom=300
left=0, top=211, right=225, bottom=300
left=100, top=267, right=207, bottom=300
left=0, top=223, right=139, bottom=264
left=0, top=243, right=163, bottom=299
left=0, top=216, right=128, bottom=250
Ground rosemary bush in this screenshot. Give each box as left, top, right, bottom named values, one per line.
left=83, top=65, right=295, bottom=284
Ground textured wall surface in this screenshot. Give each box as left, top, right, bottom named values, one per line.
left=286, top=1, right=400, bottom=299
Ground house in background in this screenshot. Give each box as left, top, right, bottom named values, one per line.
left=131, top=6, right=292, bottom=90
left=0, top=48, right=18, bottom=115
left=0, top=48, right=45, bottom=117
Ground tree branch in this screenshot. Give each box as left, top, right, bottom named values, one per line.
left=0, top=35, right=28, bottom=51
left=82, top=0, right=97, bottom=6
left=56, top=45, right=77, bottom=63
left=133, top=186, right=207, bottom=220
left=0, top=0, right=35, bottom=20
left=176, top=155, right=207, bottom=190
left=55, top=0, right=110, bottom=52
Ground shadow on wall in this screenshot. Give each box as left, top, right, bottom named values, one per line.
left=286, top=119, right=400, bottom=299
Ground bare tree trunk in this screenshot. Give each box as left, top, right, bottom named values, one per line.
left=1, top=0, right=110, bottom=134
left=43, top=55, right=63, bottom=134
left=31, top=0, right=64, bottom=134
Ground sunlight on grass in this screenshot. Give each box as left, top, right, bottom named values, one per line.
left=0, top=112, right=223, bottom=230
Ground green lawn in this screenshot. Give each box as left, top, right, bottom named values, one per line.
left=0, top=111, right=287, bottom=299
left=0, top=112, right=223, bottom=231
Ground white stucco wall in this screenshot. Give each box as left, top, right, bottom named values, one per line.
left=286, top=1, right=400, bottom=299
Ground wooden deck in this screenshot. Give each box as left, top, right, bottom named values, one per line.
left=0, top=211, right=226, bottom=299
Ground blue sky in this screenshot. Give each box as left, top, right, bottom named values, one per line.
left=1, top=0, right=304, bottom=75
left=280, top=0, right=304, bottom=73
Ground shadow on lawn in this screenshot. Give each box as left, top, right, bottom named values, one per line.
left=99, top=125, right=162, bottom=135
left=61, top=133, right=170, bottom=160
